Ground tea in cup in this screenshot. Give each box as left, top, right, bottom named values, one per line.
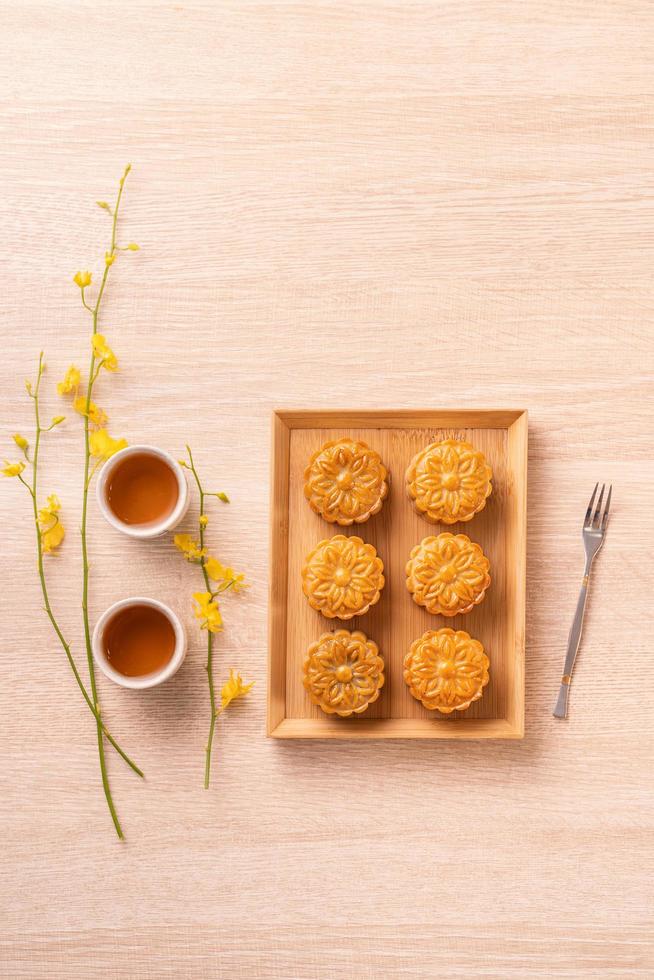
left=96, top=445, right=189, bottom=538
left=92, top=597, right=186, bottom=689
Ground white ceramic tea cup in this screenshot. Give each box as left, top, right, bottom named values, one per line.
left=96, top=444, right=189, bottom=539
left=92, top=596, right=187, bottom=690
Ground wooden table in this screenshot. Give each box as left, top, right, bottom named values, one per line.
left=1, top=3, right=652, bottom=977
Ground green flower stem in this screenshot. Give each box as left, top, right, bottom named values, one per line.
left=185, top=446, right=220, bottom=789
left=79, top=164, right=132, bottom=839
left=26, top=353, right=143, bottom=778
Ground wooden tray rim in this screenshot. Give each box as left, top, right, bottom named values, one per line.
left=267, top=408, right=528, bottom=740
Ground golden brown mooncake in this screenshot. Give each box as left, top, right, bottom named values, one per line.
left=304, top=438, right=388, bottom=525
left=406, top=533, right=490, bottom=617
left=406, top=439, right=492, bottom=524
left=302, top=534, right=384, bottom=620
left=303, top=629, right=385, bottom=717
left=404, top=628, right=490, bottom=714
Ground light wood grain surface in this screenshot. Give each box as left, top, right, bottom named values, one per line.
left=1, top=3, right=653, bottom=978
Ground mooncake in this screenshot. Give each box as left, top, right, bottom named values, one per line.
left=403, top=628, right=489, bottom=714
left=304, top=438, right=388, bottom=525
left=303, top=629, right=385, bottom=717
left=406, top=533, right=490, bottom=616
left=406, top=439, right=492, bottom=524
left=302, top=534, right=384, bottom=620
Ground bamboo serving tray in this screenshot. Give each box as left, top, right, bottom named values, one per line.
left=268, top=410, right=527, bottom=739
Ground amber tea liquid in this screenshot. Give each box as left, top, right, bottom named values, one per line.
left=103, top=604, right=176, bottom=677
left=107, top=451, right=179, bottom=525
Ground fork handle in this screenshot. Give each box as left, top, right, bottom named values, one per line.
left=553, top=561, right=592, bottom=719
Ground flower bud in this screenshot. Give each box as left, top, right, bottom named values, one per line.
left=73, top=270, right=93, bottom=288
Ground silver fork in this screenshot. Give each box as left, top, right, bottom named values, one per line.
left=553, top=483, right=612, bottom=719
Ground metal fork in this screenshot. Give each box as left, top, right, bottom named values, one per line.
left=553, top=483, right=612, bottom=719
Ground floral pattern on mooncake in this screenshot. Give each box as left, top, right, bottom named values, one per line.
left=406, top=439, right=492, bottom=524
left=406, top=533, right=490, bottom=617
left=404, top=628, right=489, bottom=714
left=304, top=438, right=388, bottom=525
left=302, top=535, right=384, bottom=620
left=303, top=629, right=385, bottom=717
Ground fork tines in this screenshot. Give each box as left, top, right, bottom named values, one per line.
left=584, top=482, right=612, bottom=531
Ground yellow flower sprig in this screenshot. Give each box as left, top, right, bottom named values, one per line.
left=174, top=445, right=251, bottom=788
left=59, top=164, right=139, bottom=838
left=7, top=169, right=158, bottom=840
left=3, top=353, right=143, bottom=793
left=2, top=360, right=63, bottom=534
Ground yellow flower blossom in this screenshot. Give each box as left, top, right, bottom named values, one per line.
left=193, top=592, right=223, bottom=633
left=89, top=428, right=127, bottom=459
left=73, top=270, right=92, bottom=288
left=229, top=572, right=246, bottom=593
left=203, top=556, right=226, bottom=581
left=199, top=514, right=209, bottom=528
left=174, top=533, right=206, bottom=562
left=41, top=521, right=65, bottom=553
left=38, top=494, right=65, bottom=553
left=73, top=395, right=108, bottom=427
left=105, top=251, right=115, bottom=266
left=220, top=669, right=253, bottom=710
left=2, top=460, right=25, bottom=477
left=91, top=334, right=118, bottom=371
left=57, top=365, right=81, bottom=395
left=96, top=201, right=111, bottom=211
left=13, top=434, right=28, bottom=451
left=204, top=556, right=247, bottom=592
left=126, top=243, right=140, bottom=251
left=38, top=493, right=61, bottom=519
